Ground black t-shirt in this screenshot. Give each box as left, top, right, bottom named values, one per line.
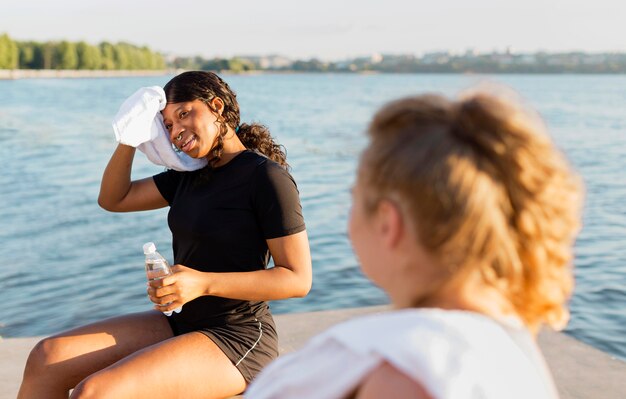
left=153, top=150, right=305, bottom=327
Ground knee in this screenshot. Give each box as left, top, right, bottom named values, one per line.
left=19, top=336, right=79, bottom=396
left=23, top=337, right=63, bottom=377
left=71, top=375, right=107, bottom=399
left=71, top=373, right=121, bottom=399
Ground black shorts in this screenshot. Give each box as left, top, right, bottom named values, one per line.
left=165, top=310, right=279, bottom=384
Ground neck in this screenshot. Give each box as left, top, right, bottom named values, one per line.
left=212, top=129, right=247, bottom=167
left=400, top=268, right=519, bottom=322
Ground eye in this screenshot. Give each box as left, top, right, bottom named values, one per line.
left=179, top=110, right=189, bottom=119
left=164, top=123, right=172, bottom=131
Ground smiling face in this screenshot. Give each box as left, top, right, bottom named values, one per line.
left=161, top=98, right=223, bottom=159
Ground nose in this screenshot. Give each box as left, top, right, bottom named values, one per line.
left=169, top=122, right=185, bottom=143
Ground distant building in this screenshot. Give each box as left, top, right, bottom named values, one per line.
left=370, top=53, right=383, bottom=64
left=258, top=55, right=293, bottom=69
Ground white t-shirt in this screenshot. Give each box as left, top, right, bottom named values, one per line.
left=246, top=309, right=559, bottom=399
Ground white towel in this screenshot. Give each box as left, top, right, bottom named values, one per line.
left=247, top=309, right=559, bottom=399
left=112, top=86, right=207, bottom=172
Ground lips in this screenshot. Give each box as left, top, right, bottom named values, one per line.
left=180, top=135, right=196, bottom=152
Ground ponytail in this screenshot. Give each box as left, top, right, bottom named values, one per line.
left=452, top=93, right=582, bottom=330
left=237, top=123, right=289, bottom=169
left=363, top=91, right=583, bottom=331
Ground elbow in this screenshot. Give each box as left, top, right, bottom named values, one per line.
left=97, top=195, right=119, bottom=212
left=293, top=275, right=312, bottom=298
left=294, top=286, right=311, bottom=298
left=294, top=261, right=313, bottom=298
left=97, top=196, right=109, bottom=211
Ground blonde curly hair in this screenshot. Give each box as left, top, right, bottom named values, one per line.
left=361, top=90, right=583, bottom=331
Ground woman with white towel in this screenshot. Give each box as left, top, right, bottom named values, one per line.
left=18, top=71, right=312, bottom=399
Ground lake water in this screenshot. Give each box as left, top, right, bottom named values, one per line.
left=1, top=73, right=625, bottom=362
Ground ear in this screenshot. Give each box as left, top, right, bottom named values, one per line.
left=209, top=97, right=225, bottom=116
left=375, top=199, right=404, bottom=249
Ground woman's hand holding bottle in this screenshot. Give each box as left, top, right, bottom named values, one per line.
left=147, top=264, right=210, bottom=313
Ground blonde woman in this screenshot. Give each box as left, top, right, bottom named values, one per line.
left=247, top=91, right=582, bottom=398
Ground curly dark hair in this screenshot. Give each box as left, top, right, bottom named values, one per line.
left=163, top=71, right=288, bottom=169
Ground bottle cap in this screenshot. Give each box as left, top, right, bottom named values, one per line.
left=143, top=242, right=156, bottom=254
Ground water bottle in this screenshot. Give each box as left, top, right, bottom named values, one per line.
left=143, top=242, right=182, bottom=316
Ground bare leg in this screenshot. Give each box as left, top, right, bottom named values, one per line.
left=18, top=311, right=173, bottom=399
left=70, top=331, right=246, bottom=399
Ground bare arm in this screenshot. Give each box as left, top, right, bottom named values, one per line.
left=355, top=362, right=433, bottom=399
left=205, top=229, right=312, bottom=300
left=98, top=144, right=168, bottom=212
left=149, top=230, right=312, bottom=309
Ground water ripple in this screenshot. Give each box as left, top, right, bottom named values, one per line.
left=1, top=74, right=625, bottom=362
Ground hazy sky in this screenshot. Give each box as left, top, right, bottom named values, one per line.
left=2, top=0, right=623, bottom=60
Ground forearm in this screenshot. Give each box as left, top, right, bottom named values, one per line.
left=153, top=233, right=312, bottom=309
left=98, top=144, right=135, bottom=210
left=205, top=266, right=311, bottom=301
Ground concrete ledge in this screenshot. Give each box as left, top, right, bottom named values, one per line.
left=2, top=306, right=625, bottom=398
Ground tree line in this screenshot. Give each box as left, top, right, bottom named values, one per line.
left=170, top=56, right=257, bottom=73
left=0, top=33, right=165, bottom=70
left=171, top=53, right=626, bottom=74
left=4, top=31, right=626, bottom=74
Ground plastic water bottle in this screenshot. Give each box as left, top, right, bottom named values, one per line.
left=143, top=242, right=182, bottom=316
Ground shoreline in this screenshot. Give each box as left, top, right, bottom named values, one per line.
left=1, top=306, right=625, bottom=398
left=0, top=69, right=375, bottom=80
left=0, top=69, right=174, bottom=80
left=3, top=69, right=625, bottom=81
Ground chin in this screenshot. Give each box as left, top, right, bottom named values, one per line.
left=188, top=148, right=207, bottom=159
